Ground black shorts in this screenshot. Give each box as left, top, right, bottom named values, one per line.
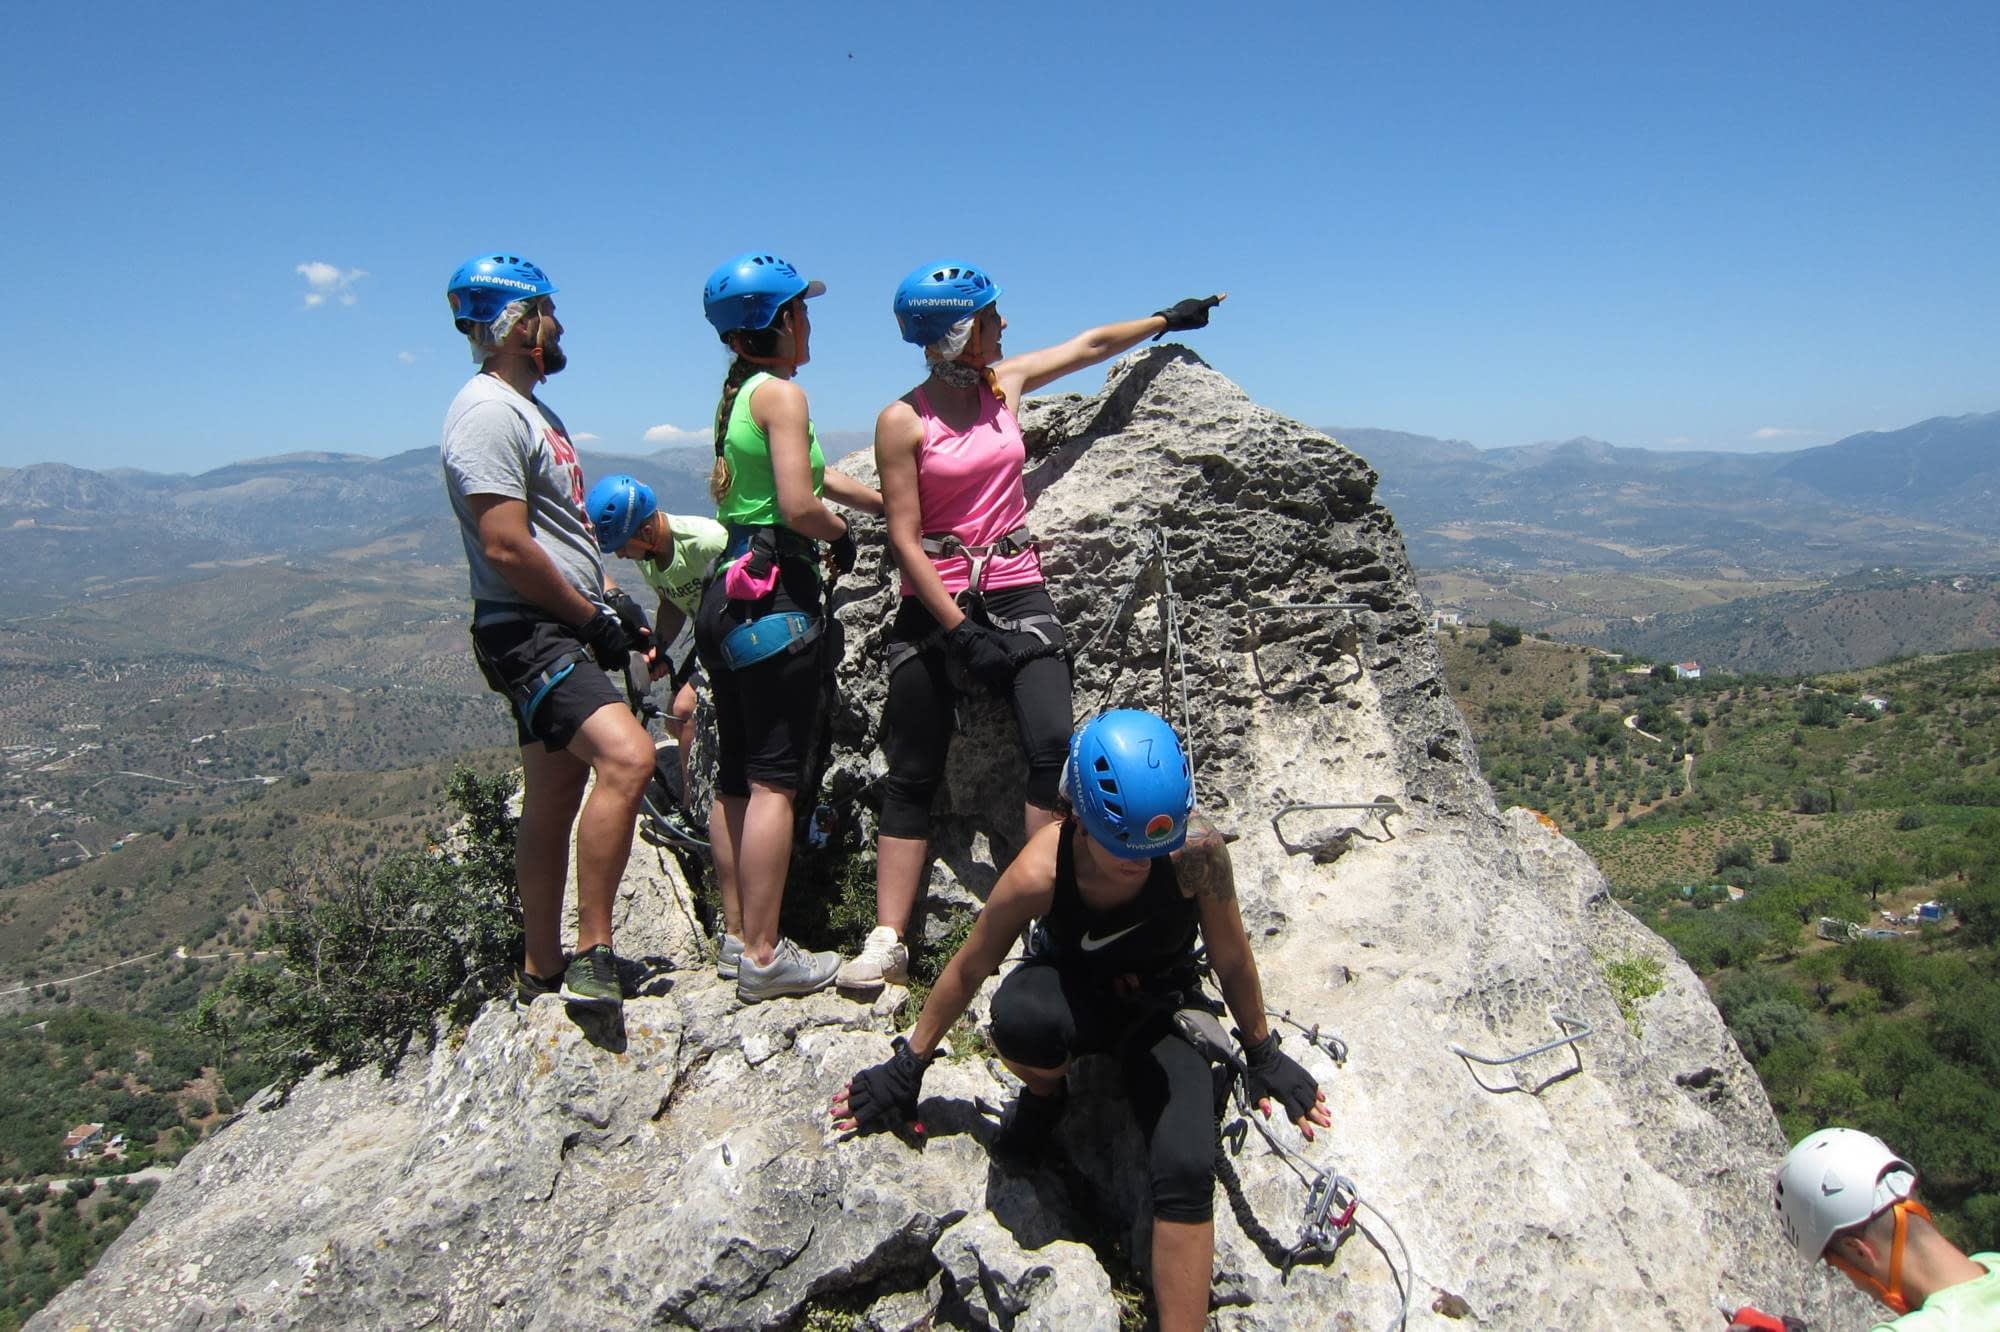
left=471, top=618, right=624, bottom=752
left=692, top=555, right=827, bottom=797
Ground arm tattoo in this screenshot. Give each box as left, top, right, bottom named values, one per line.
left=1180, top=816, right=1237, bottom=903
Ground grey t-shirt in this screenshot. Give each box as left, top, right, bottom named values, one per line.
left=440, top=374, right=606, bottom=614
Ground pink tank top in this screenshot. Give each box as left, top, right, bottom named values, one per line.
left=901, top=383, right=1044, bottom=598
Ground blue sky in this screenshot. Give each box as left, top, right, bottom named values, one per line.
left=4, top=2, right=1996, bottom=472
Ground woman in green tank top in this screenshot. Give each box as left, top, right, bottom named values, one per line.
left=692, top=252, right=880, bottom=1004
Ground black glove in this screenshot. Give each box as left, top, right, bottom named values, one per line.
left=1241, top=1031, right=1319, bottom=1122
left=845, top=1036, right=931, bottom=1133
left=1152, top=295, right=1224, bottom=339
left=605, top=588, right=653, bottom=647
left=578, top=610, right=633, bottom=673
left=829, top=528, right=858, bottom=578
left=945, top=618, right=1017, bottom=690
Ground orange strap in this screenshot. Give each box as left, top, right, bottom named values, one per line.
left=1830, top=1199, right=1931, bottom=1316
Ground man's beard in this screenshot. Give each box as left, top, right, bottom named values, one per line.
left=537, top=338, right=568, bottom=376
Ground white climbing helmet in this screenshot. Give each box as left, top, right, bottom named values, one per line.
left=1773, top=1128, right=1918, bottom=1261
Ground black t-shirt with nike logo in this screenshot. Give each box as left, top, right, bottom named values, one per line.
left=1037, top=821, right=1200, bottom=982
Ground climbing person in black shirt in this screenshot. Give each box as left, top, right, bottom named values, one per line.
left=832, top=708, right=1330, bottom=1332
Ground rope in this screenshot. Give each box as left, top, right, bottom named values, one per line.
left=1073, top=524, right=1200, bottom=789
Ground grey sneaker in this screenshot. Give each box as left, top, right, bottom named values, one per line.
left=736, top=938, right=840, bottom=1004
left=717, top=933, right=745, bottom=980
left=559, top=944, right=624, bottom=1010
left=835, top=926, right=909, bottom=991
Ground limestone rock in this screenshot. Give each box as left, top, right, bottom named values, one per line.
left=36, top=348, right=1869, bottom=1330
left=933, top=1212, right=1113, bottom=1330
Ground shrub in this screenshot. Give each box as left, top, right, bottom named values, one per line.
left=1601, top=953, right=1666, bottom=1035
left=1731, top=999, right=1816, bottom=1062
left=193, top=769, right=522, bottom=1091
left=1716, top=843, right=1755, bottom=873
left=1841, top=940, right=1917, bottom=1008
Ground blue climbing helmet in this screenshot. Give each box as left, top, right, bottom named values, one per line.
left=584, top=474, right=657, bottom=553
left=702, top=252, right=824, bottom=337
left=893, top=260, right=1001, bottom=346
left=1063, top=710, right=1194, bottom=859
left=446, top=253, right=556, bottom=331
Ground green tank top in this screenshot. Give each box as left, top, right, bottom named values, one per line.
left=716, top=371, right=824, bottom=528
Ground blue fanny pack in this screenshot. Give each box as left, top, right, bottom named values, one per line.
left=718, top=611, right=822, bottom=670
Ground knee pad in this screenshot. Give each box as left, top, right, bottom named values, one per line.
left=989, top=969, right=1071, bottom=1070
left=877, top=771, right=940, bottom=840
left=1023, top=760, right=1063, bottom=811
left=1149, top=1134, right=1217, bottom=1224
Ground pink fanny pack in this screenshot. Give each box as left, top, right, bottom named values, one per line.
left=723, top=551, right=780, bottom=601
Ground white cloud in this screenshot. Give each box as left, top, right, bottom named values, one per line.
left=396, top=350, right=419, bottom=365
left=296, top=261, right=368, bottom=308
left=1662, top=435, right=1694, bottom=447
left=1751, top=426, right=1809, bottom=440
left=573, top=432, right=600, bottom=443
left=644, top=424, right=705, bottom=445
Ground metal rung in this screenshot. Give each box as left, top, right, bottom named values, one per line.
left=1273, top=798, right=1401, bottom=835
left=1450, top=1013, right=1593, bottom=1095
left=1248, top=602, right=1372, bottom=617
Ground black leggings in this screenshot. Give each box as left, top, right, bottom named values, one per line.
left=878, top=584, right=1072, bottom=840
left=989, top=961, right=1218, bottom=1225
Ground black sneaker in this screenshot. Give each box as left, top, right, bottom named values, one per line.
left=992, top=1087, right=1067, bottom=1167
left=514, top=965, right=565, bottom=1009
left=559, top=944, right=624, bottom=1010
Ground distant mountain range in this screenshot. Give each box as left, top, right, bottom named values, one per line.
left=1334, top=411, right=2000, bottom=576
left=0, top=434, right=856, bottom=604
left=2, top=408, right=1991, bottom=605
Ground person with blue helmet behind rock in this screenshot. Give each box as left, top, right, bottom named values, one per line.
left=836, top=260, right=1227, bottom=997
left=585, top=473, right=728, bottom=835
left=833, top=709, right=1327, bottom=1332
left=692, top=252, right=882, bottom=1003
left=439, top=253, right=660, bottom=1012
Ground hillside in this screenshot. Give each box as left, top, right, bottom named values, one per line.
left=0, top=443, right=719, bottom=603
left=1444, top=631, right=2000, bottom=1249
left=1588, top=570, right=2000, bottom=673
left=1339, top=412, right=2000, bottom=576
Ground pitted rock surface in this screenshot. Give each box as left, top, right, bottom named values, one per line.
left=35, top=348, right=1865, bottom=1330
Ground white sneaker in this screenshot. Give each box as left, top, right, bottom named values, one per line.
left=736, top=938, right=841, bottom=1004
left=717, top=933, right=744, bottom=980
left=835, top=926, right=910, bottom=991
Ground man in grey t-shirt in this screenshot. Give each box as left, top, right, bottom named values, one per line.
left=440, top=252, right=657, bottom=1013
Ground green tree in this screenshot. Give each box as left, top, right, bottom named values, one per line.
left=194, top=769, right=522, bottom=1090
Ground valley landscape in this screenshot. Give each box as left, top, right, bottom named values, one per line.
left=0, top=403, right=1995, bottom=1326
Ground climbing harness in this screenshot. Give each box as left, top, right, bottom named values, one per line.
left=920, top=524, right=1037, bottom=596
left=470, top=621, right=590, bottom=734
left=716, top=524, right=826, bottom=670
left=719, top=611, right=822, bottom=671
left=886, top=525, right=1064, bottom=682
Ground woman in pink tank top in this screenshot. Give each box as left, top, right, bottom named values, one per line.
left=830, top=259, right=1225, bottom=996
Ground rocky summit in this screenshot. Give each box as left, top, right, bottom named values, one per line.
left=36, top=347, right=1865, bottom=1330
